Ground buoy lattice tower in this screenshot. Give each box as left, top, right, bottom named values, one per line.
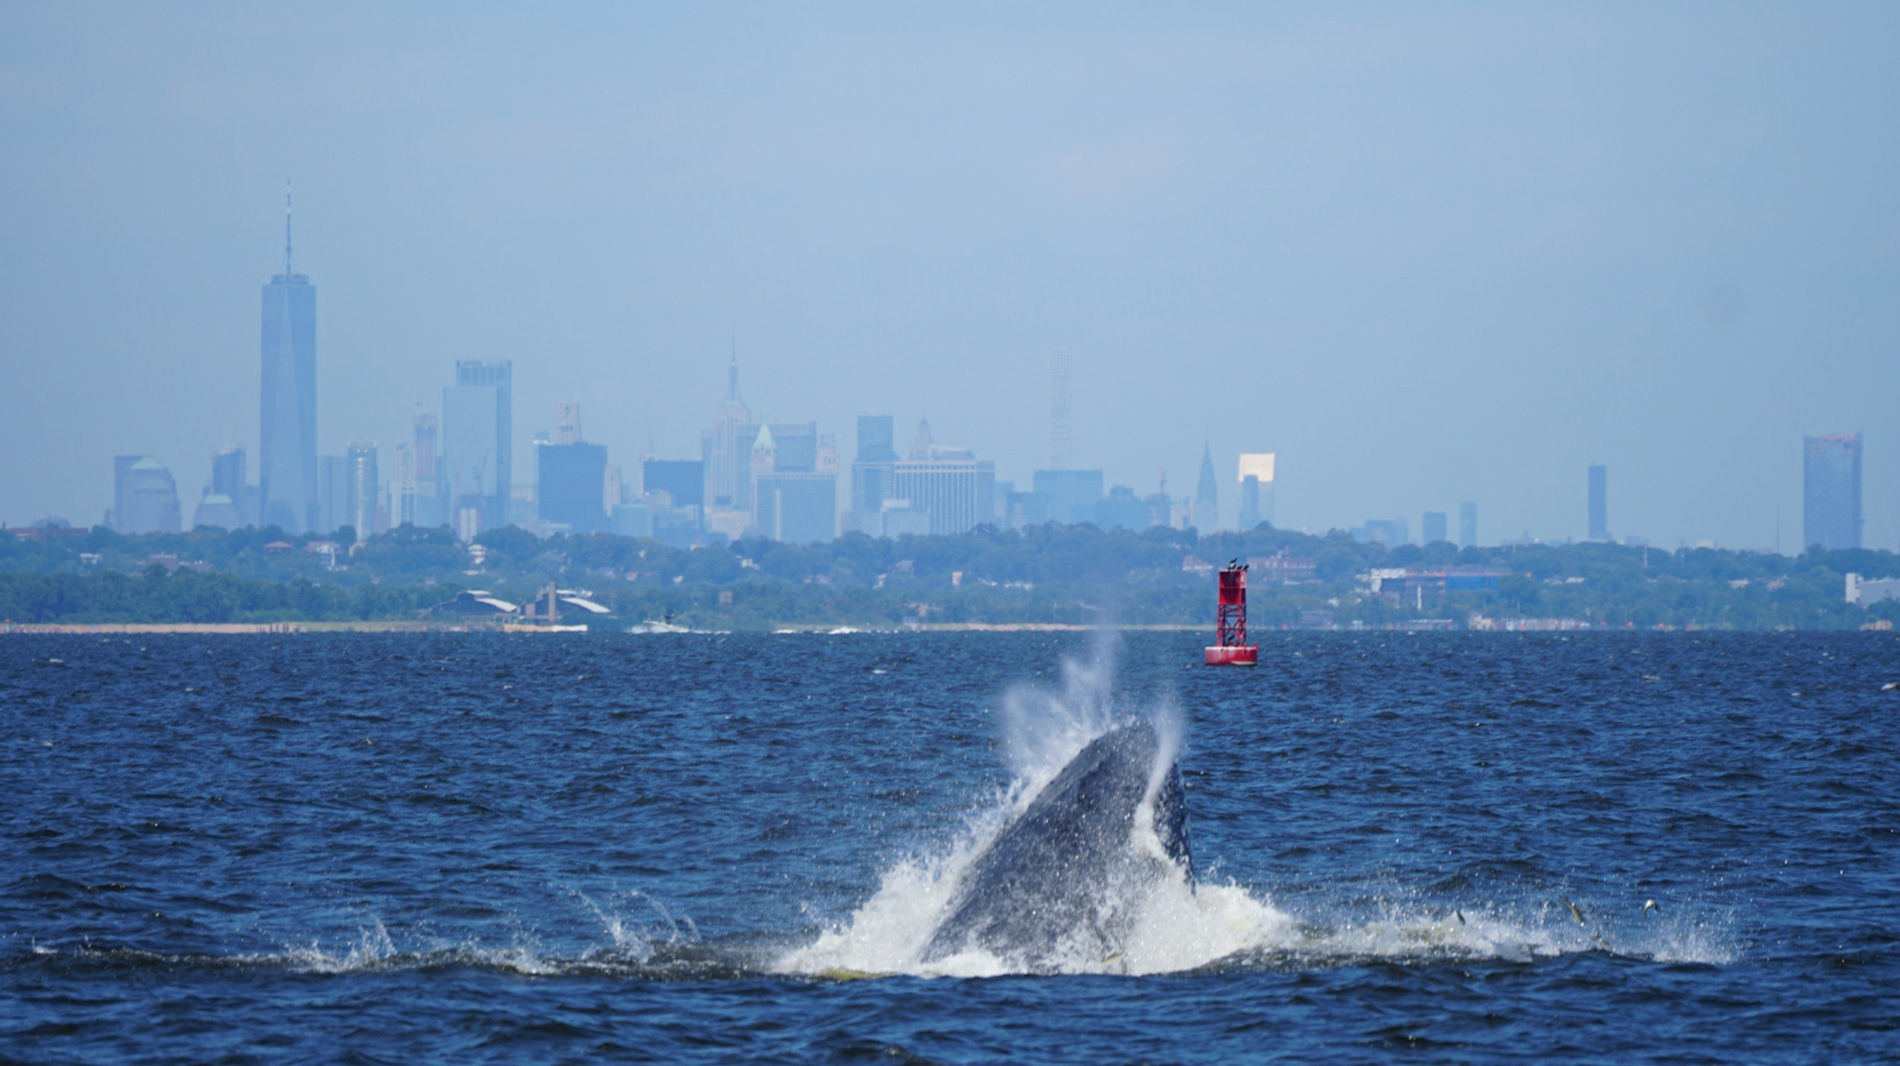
left=1204, top=562, right=1259, bottom=666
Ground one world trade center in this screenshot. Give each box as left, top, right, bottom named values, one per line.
left=260, top=183, right=318, bottom=533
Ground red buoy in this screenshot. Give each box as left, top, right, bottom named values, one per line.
left=1204, top=562, right=1259, bottom=666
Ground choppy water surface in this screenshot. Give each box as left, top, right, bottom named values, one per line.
left=2, top=631, right=1895, bottom=1063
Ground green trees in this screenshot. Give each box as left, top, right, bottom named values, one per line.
left=2, top=521, right=1895, bottom=629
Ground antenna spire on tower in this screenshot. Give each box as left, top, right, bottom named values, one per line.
left=284, top=179, right=294, bottom=276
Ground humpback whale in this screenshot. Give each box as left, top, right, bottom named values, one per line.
left=921, top=722, right=1193, bottom=970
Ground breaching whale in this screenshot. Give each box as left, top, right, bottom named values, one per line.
left=921, top=721, right=1193, bottom=970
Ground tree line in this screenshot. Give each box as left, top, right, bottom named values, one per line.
left=3, top=521, right=1896, bottom=629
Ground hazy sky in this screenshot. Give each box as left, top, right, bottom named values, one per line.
left=3, top=3, right=1896, bottom=548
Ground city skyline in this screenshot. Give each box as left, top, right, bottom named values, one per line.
left=2, top=6, right=1896, bottom=548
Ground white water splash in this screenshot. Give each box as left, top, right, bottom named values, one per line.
left=777, top=638, right=1294, bottom=977
left=775, top=638, right=1738, bottom=978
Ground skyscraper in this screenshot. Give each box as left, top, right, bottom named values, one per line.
left=442, top=360, right=513, bottom=535
left=875, top=419, right=994, bottom=536
left=538, top=441, right=609, bottom=534
left=209, top=445, right=255, bottom=527
left=346, top=440, right=380, bottom=536
left=211, top=447, right=246, bottom=501
left=260, top=184, right=318, bottom=533
left=318, top=455, right=349, bottom=534
left=409, top=411, right=441, bottom=527
left=1032, top=469, right=1104, bottom=525
left=851, top=414, right=899, bottom=533
left=1459, top=501, right=1478, bottom=548
left=1588, top=464, right=1608, bottom=541
left=1423, top=511, right=1448, bottom=545
left=1803, top=434, right=1863, bottom=551
left=701, top=354, right=752, bottom=514
left=643, top=459, right=705, bottom=513
left=554, top=401, right=582, bottom=445
left=1193, top=442, right=1219, bottom=532
left=112, top=456, right=182, bottom=534
left=1237, top=453, right=1275, bottom=530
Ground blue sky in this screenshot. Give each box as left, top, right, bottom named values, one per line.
left=2, top=3, right=1896, bottom=548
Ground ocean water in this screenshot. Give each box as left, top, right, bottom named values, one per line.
left=1, top=631, right=1895, bottom=1064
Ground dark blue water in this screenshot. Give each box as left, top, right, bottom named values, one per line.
left=2, top=632, right=1895, bottom=1063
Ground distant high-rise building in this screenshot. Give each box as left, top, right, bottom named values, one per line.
left=442, top=360, right=513, bottom=535
left=892, top=457, right=993, bottom=536
left=745, top=422, right=837, bottom=543
left=1095, top=486, right=1147, bottom=531
left=112, top=455, right=182, bottom=534
left=882, top=419, right=994, bottom=536
left=1803, top=434, right=1863, bottom=551
left=1192, top=443, right=1219, bottom=532
left=408, top=411, right=441, bottom=528
left=538, top=442, right=608, bottom=534
left=554, top=401, right=582, bottom=445
left=193, top=493, right=242, bottom=531
left=722, top=419, right=817, bottom=515
left=259, top=184, right=318, bottom=533
left=1144, top=486, right=1172, bottom=532
left=604, top=464, right=623, bottom=511
left=1459, top=501, right=1478, bottom=548
left=1588, top=464, right=1608, bottom=541
left=701, top=354, right=752, bottom=513
left=318, top=454, right=349, bottom=534
left=391, top=440, right=417, bottom=527
left=850, top=414, right=899, bottom=532
left=857, top=415, right=896, bottom=461
left=754, top=470, right=837, bottom=543
left=1049, top=349, right=1073, bottom=469
left=209, top=445, right=255, bottom=527
left=1033, top=469, right=1104, bottom=525
left=1237, top=453, right=1275, bottom=530
left=643, top=459, right=705, bottom=513
left=345, top=440, right=380, bottom=537
left=1423, top=511, right=1449, bottom=545
left=211, top=447, right=246, bottom=501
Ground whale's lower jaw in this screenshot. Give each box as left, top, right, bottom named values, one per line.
left=920, top=722, right=1192, bottom=970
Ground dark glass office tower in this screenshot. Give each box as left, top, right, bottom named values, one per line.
left=260, top=187, right=318, bottom=533
left=1803, top=434, right=1862, bottom=551
left=1588, top=464, right=1608, bottom=541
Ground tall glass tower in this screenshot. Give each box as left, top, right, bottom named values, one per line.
left=260, top=184, right=318, bottom=533
left=1803, top=434, right=1862, bottom=551
left=1587, top=464, right=1608, bottom=541
left=443, top=360, right=513, bottom=535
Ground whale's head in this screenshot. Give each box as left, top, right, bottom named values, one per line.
left=921, top=721, right=1192, bottom=970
